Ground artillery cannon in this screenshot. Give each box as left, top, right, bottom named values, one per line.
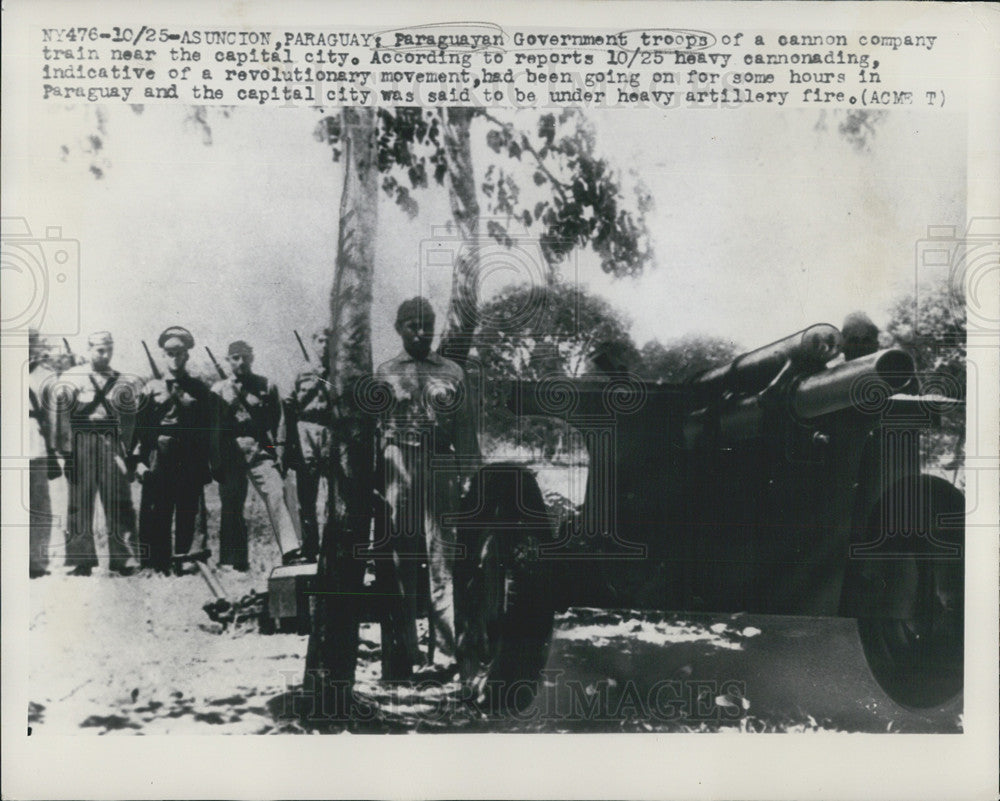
left=457, top=324, right=963, bottom=712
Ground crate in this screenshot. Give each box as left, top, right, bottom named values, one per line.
left=263, top=563, right=317, bottom=634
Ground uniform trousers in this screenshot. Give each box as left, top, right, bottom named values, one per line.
left=64, top=428, right=137, bottom=570
left=138, top=434, right=206, bottom=572
left=381, top=442, right=461, bottom=668
left=218, top=447, right=300, bottom=569
left=294, top=420, right=330, bottom=560
left=295, top=460, right=324, bottom=559
left=29, top=458, right=52, bottom=574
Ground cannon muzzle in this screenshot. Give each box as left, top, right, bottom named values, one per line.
left=791, top=347, right=916, bottom=419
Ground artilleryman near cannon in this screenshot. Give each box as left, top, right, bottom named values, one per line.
left=455, top=322, right=964, bottom=713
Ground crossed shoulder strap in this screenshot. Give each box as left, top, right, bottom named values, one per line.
left=78, top=372, right=120, bottom=419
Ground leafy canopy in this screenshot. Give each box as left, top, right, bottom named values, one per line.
left=473, top=281, right=639, bottom=381
left=638, top=336, right=740, bottom=384
left=314, top=107, right=653, bottom=279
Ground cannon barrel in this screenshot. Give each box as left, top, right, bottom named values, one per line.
left=792, top=347, right=916, bottom=419
left=690, top=324, right=842, bottom=402
left=683, top=348, right=917, bottom=447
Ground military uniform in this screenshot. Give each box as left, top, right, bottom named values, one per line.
left=212, top=353, right=301, bottom=569
left=28, top=343, right=61, bottom=576
left=56, top=333, right=138, bottom=574
left=132, top=327, right=215, bottom=573
left=285, top=365, right=333, bottom=560
left=375, top=348, right=478, bottom=670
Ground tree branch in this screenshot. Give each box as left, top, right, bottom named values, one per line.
left=479, top=110, right=571, bottom=202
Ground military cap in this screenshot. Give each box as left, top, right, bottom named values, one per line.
left=395, top=296, right=436, bottom=328
left=227, top=340, right=254, bottom=357
left=87, top=331, right=114, bottom=347
left=158, top=326, right=195, bottom=350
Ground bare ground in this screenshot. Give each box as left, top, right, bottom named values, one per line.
left=28, top=476, right=961, bottom=735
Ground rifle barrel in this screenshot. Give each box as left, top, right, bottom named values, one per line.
left=205, top=346, right=227, bottom=380
left=294, top=330, right=310, bottom=362
left=141, top=340, right=163, bottom=380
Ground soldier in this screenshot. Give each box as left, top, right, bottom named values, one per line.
left=375, top=298, right=479, bottom=676
left=212, top=340, right=304, bottom=570
left=132, top=327, right=216, bottom=573
left=285, top=329, right=332, bottom=562
left=842, top=312, right=881, bottom=361
left=56, top=331, right=139, bottom=576
left=27, top=329, right=62, bottom=577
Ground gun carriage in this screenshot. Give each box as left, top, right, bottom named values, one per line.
left=456, top=324, right=964, bottom=711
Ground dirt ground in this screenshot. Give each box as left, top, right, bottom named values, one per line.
left=28, top=474, right=961, bottom=735
left=25, top=565, right=784, bottom=735
left=29, top=463, right=584, bottom=734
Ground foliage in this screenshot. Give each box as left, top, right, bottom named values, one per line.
left=473, top=281, right=639, bottom=382
left=638, top=335, right=740, bottom=384
left=885, top=278, right=965, bottom=391
left=478, top=110, right=653, bottom=278
left=885, top=277, right=966, bottom=473
left=471, top=281, right=638, bottom=460
left=316, top=108, right=448, bottom=219
left=69, top=105, right=652, bottom=281
left=314, top=108, right=653, bottom=278
left=60, top=105, right=149, bottom=178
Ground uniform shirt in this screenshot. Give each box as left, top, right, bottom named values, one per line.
left=374, top=350, right=477, bottom=456
left=28, top=361, right=58, bottom=459
left=211, top=372, right=285, bottom=460
left=55, top=363, right=137, bottom=454
left=286, top=368, right=333, bottom=463
left=287, top=368, right=333, bottom=424
left=132, top=371, right=215, bottom=465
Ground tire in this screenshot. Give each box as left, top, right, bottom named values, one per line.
left=455, top=465, right=556, bottom=715
left=851, top=475, right=964, bottom=709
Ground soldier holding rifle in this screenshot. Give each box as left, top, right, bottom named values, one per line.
left=131, top=327, right=216, bottom=574
left=55, top=331, right=139, bottom=575
left=283, top=328, right=333, bottom=562
left=210, top=340, right=305, bottom=570
left=27, top=329, right=62, bottom=577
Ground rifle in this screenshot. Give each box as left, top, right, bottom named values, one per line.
left=141, top=340, right=163, bottom=380
left=206, top=345, right=280, bottom=458
left=293, top=330, right=310, bottom=362
left=295, top=330, right=335, bottom=392
left=205, top=346, right=227, bottom=381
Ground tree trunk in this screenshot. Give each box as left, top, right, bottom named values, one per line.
left=437, top=107, right=481, bottom=367
left=304, top=107, right=378, bottom=721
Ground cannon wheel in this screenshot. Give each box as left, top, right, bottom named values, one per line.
left=851, top=475, right=964, bottom=709
left=455, top=465, right=555, bottom=714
